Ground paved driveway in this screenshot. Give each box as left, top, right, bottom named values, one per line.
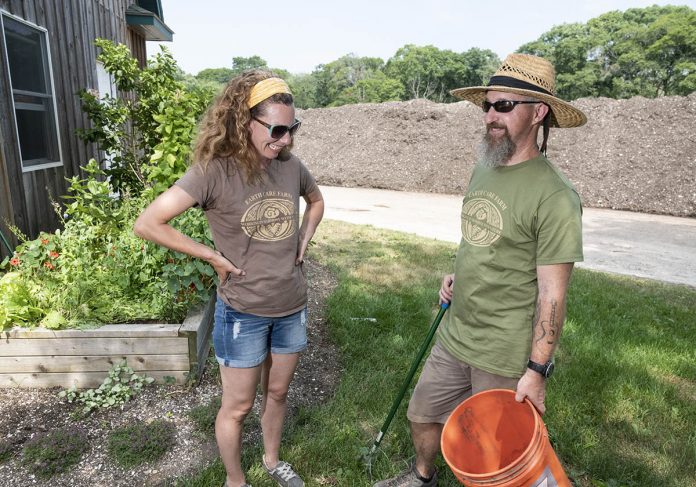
left=316, top=185, right=696, bottom=288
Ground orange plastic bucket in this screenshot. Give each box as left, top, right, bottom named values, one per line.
left=441, top=389, right=571, bottom=486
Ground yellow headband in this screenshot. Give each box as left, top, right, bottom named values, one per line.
left=247, top=78, right=292, bottom=108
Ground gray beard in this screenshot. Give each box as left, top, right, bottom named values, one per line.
left=476, top=131, right=516, bottom=168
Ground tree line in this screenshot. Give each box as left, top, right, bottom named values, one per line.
left=177, top=5, right=696, bottom=108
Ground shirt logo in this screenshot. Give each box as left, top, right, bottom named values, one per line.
left=461, top=197, right=503, bottom=247
left=241, top=198, right=296, bottom=241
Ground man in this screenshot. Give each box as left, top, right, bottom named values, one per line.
left=374, top=54, right=587, bottom=487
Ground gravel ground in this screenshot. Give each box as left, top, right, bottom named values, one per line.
left=294, top=93, right=696, bottom=217
left=0, top=259, right=340, bottom=487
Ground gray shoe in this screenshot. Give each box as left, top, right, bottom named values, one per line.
left=262, top=458, right=304, bottom=487
left=373, top=463, right=437, bottom=487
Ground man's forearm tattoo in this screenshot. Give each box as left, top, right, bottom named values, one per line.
left=534, top=300, right=558, bottom=346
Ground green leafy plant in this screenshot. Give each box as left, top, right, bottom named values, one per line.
left=0, top=160, right=215, bottom=329
left=21, top=427, right=88, bottom=478
left=58, top=360, right=155, bottom=416
left=187, top=396, right=222, bottom=437
left=0, top=39, right=216, bottom=330
left=77, top=39, right=211, bottom=196
left=0, top=272, right=44, bottom=331
left=107, top=419, right=176, bottom=467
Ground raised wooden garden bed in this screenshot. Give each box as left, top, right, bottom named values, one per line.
left=0, top=295, right=215, bottom=388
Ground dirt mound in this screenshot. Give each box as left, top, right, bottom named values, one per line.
left=294, top=94, right=696, bottom=217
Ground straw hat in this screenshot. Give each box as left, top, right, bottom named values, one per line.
left=450, top=54, right=587, bottom=128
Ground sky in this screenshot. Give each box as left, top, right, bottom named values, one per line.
left=148, top=1, right=696, bottom=76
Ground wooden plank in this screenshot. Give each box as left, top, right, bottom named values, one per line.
left=23, top=0, right=36, bottom=24
left=8, top=0, right=25, bottom=17
left=68, top=0, right=90, bottom=169
left=34, top=0, right=47, bottom=26
left=0, top=284, right=212, bottom=389
left=0, top=369, right=190, bottom=388
left=0, top=22, right=29, bottom=237
left=3, top=323, right=181, bottom=339
left=0, top=354, right=189, bottom=373
left=0, top=337, right=188, bottom=356
left=56, top=0, right=81, bottom=179
left=0, top=129, right=17, bottom=259
left=195, top=296, right=215, bottom=377
left=78, top=0, right=102, bottom=179
left=180, top=294, right=215, bottom=379
left=23, top=170, right=61, bottom=236
left=21, top=172, right=39, bottom=236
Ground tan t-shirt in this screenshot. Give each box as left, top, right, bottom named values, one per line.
left=175, top=155, right=318, bottom=317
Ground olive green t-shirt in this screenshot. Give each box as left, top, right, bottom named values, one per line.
left=175, top=155, right=318, bottom=317
left=437, top=155, right=583, bottom=378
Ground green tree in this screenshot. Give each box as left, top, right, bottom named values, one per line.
left=313, top=54, right=385, bottom=106
left=287, top=73, right=318, bottom=109
left=519, top=22, right=602, bottom=100
left=643, top=9, right=696, bottom=95
left=333, top=71, right=405, bottom=105
left=77, top=40, right=211, bottom=195
left=518, top=5, right=696, bottom=99
left=230, top=55, right=268, bottom=75
left=270, top=67, right=292, bottom=81
left=195, top=67, right=235, bottom=84
left=384, top=45, right=497, bottom=102
left=455, top=48, right=501, bottom=89
left=385, top=44, right=447, bottom=100
left=193, top=58, right=289, bottom=91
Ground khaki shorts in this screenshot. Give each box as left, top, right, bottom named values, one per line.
left=406, top=341, right=519, bottom=424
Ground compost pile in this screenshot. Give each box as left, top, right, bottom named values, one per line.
left=294, top=93, right=696, bottom=217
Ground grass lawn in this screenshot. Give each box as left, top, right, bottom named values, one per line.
left=181, top=220, right=696, bottom=487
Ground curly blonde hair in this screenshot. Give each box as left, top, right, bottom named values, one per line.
left=192, top=70, right=294, bottom=184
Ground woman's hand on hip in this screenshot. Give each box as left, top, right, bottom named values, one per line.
left=207, top=250, right=245, bottom=283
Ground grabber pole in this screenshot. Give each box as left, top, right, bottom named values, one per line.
left=367, top=302, right=449, bottom=458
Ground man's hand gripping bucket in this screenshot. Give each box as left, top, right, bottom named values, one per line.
left=441, top=389, right=571, bottom=487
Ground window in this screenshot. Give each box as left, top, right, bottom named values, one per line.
left=1, top=13, right=62, bottom=171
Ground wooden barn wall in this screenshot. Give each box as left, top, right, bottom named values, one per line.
left=0, top=0, right=146, bottom=256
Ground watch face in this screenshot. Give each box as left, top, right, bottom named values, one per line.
left=528, top=359, right=554, bottom=378
left=545, top=361, right=555, bottom=378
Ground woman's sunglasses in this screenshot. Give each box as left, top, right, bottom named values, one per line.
left=482, top=100, right=540, bottom=113
left=253, top=117, right=301, bottom=139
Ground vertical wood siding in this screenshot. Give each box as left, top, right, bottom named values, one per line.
left=0, top=0, right=147, bottom=258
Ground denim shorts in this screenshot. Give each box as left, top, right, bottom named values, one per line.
left=212, top=297, right=308, bottom=368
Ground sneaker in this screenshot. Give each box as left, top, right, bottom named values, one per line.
left=262, top=456, right=304, bottom=487
left=373, top=463, right=437, bottom=487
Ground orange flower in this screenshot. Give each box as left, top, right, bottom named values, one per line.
left=49, top=251, right=60, bottom=259
left=41, top=238, right=49, bottom=245
left=9, top=257, right=20, bottom=266
left=43, top=261, right=55, bottom=270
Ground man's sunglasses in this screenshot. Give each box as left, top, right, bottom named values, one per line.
left=253, top=117, right=301, bottom=139
left=482, top=100, right=539, bottom=113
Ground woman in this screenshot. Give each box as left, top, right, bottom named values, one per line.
left=134, top=70, right=323, bottom=487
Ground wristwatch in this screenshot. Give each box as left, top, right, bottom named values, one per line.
left=527, top=359, right=554, bottom=379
